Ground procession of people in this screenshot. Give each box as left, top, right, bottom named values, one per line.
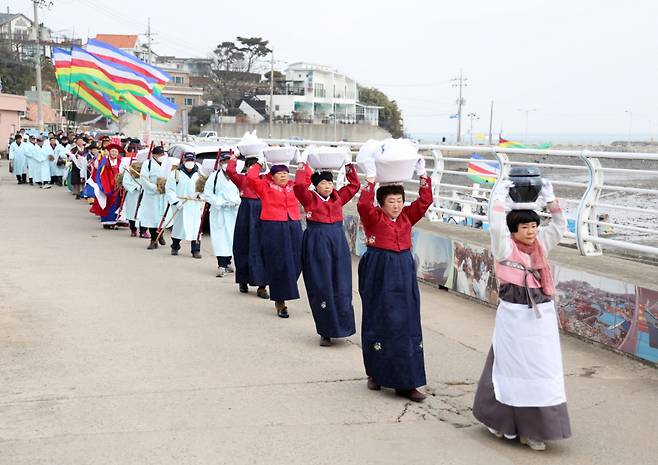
left=6, top=129, right=570, bottom=452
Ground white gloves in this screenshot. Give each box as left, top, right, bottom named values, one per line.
left=540, top=179, right=556, bottom=203
left=298, top=145, right=313, bottom=164
left=415, top=157, right=427, bottom=176
left=491, top=179, right=514, bottom=202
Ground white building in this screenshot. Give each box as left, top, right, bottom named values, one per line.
left=254, top=62, right=380, bottom=126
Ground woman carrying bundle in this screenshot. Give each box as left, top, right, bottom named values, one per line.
left=293, top=149, right=360, bottom=346
left=472, top=177, right=570, bottom=452
left=246, top=152, right=302, bottom=318
left=357, top=153, right=432, bottom=402
left=202, top=152, right=241, bottom=277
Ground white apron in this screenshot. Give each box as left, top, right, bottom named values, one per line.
left=491, top=299, right=566, bottom=407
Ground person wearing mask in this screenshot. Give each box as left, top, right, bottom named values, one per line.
left=472, top=179, right=570, bottom=451
left=293, top=152, right=360, bottom=346
left=202, top=152, right=241, bottom=277
left=165, top=152, right=204, bottom=258
left=357, top=158, right=432, bottom=402
left=139, top=146, right=170, bottom=250
left=226, top=155, right=269, bottom=299
left=8, top=134, right=27, bottom=184
left=246, top=156, right=302, bottom=318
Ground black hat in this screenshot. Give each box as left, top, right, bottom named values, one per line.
left=219, top=152, right=231, bottom=162
left=152, top=146, right=165, bottom=155
left=88, top=142, right=99, bottom=150
left=311, top=170, right=333, bottom=187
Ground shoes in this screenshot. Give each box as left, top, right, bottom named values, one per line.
left=226, top=264, right=235, bottom=273
left=158, top=235, right=166, bottom=246
left=487, top=427, right=503, bottom=438
left=320, top=336, right=332, bottom=347
left=239, top=283, right=249, bottom=293
left=275, top=301, right=289, bottom=318
left=147, top=241, right=158, bottom=250
left=520, top=437, right=546, bottom=451
left=216, top=267, right=226, bottom=277
left=192, top=252, right=202, bottom=259
left=140, top=231, right=150, bottom=239
left=130, top=231, right=137, bottom=237
left=171, top=248, right=179, bottom=256
left=256, top=287, right=269, bottom=299
left=395, top=389, right=426, bottom=402
left=367, top=377, right=381, bottom=391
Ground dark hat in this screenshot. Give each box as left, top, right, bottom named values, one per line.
left=152, top=146, right=165, bottom=155
left=269, top=164, right=289, bottom=176
left=28, top=134, right=36, bottom=139
left=183, top=152, right=196, bottom=161
left=131, top=138, right=141, bottom=144
left=311, top=170, right=334, bottom=187
left=88, top=142, right=99, bottom=150
left=100, top=135, right=110, bottom=141
left=219, top=152, right=231, bottom=162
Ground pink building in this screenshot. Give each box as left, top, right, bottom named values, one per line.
left=0, top=93, right=27, bottom=153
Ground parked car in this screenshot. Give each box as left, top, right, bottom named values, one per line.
left=167, top=141, right=235, bottom=165
left=197, top=130, right=219, bottom=140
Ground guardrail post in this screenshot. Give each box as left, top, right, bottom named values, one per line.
left=425, top=149, right=444, bottom=221
left=486, top=149, right=509, bottom=224
left=575, top=150, right=604, bottom=256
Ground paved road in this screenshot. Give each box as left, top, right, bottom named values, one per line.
left=1, top=168, right=657, bottom=465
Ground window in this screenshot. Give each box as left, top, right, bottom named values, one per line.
left=165, top=97, right=175, bottom=103
left=314, top=83, right=325, bottom=98
left=174, top=76, right=184, bottom=85
left=184, top=98, right=194, bottom=106
left=275, top=105, right=280, bottom=111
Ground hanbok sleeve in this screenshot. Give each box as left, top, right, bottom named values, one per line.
left=357, top=180, right=379, bottom=229
left=165, top=170, right=180, bottom=205
left=489, top=200, right=513, bottom=261
left=246, top=162, right=267, bottom=197
left=201, top=172, right=221, bottom=207
left=140, top=161, right=158, bottom=193
left=538, top=201, right=567, bottom=254
left=293, top=163, right=314, bottom=207
left=226, top=159, right=244, bottom=190
left=336, top=163, right=361, bottom=205
left=402, top=175, right=433, bottom=225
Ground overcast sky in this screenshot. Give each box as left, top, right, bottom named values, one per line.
left=6, top=0, right=658, bottom=138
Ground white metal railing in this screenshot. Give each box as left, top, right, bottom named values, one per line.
left=173, top=135, right=658, bottom=258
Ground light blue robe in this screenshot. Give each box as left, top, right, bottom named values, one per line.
left=23, top=142, right=36, bottom=179
left=8, top=141, right=26, bottom=175
left=165, top=167, right=204, bottom=242
left=137, top=158, right=169, bottom=228
left=31, top=143, right=51, bottom=183
left=44, top=143, right=67, bottom=177
left=122, top=169, right=142, bottom=222
left=201, top=169, right=241, bottom=257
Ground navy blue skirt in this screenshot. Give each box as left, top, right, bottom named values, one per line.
left=233, top=198, right=268, bottom=287
left=302, top=221, right=355, bottom=338
left=260, top=220, right=302, bottom=302
left=358, top=247, right=426, bottom=390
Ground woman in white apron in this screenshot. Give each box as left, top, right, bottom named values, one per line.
left=472, top=178, right=570, bottom=451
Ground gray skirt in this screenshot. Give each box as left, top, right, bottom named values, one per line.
left=472, top=347, right=571, bottom=441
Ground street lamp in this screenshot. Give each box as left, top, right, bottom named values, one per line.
left=624, top=110, right=633, bottom=146
left=467, top=112, right=479, bottom=145
left=517, top=108, right=537, bottom=143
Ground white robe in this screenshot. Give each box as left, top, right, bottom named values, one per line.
left=165, top=167, right=204, bottom=242
left=32, top=144, right=51, bottom=183
left=23, top=142, right=37, bottom=179
left=8, top=141, right=26, bottom=175
left=43, top=143, right=67, bottom=177
left=122, top=169, right=141, bottom=222
left=137, top=158, right=169, bottom=228
left=201, top=169, right=241, bottom=257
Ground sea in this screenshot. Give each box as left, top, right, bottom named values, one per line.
left=410, top=132, right=658, bottom=146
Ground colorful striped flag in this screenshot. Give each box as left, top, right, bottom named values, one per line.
left=86, top=38, right=171, bottom=85
left=467, top=154, right=500, bottom=185
left=71, top=47, right=155, bottom=96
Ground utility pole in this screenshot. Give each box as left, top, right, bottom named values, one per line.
left=624, top=109, right=633, bottom=146
left=488, top=100, right=494, bottom=145
left=451, top=70, right=467, bottom=144
left=33, top=0, right=44, bottom=132
left=269, top=51, right=274, bottom=139
left=517, top=108, right=537, bottom=143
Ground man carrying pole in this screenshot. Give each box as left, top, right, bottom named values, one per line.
left=138, top=145, right=170, bottom=250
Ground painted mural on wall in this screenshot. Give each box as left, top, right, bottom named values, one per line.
left=555, top=267, right=636, bottom=350
left=451, top=241, right=498, bottom=305
left=628, top=287, right=658, bottom=363
left=412, top=228, right=453, bottom=288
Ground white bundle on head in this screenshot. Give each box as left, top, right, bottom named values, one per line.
left=262, top=146, right=298, bottom=166
left=366, top=138, right=420, bottom=183
left=307, top=145, right=349, bottom=170
left=356, top=139, right=384, bottom=179
left=237, top=130, right=268, bottom=157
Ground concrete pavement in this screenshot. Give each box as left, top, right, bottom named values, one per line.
left=1, top=167, right=657, bottom=465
